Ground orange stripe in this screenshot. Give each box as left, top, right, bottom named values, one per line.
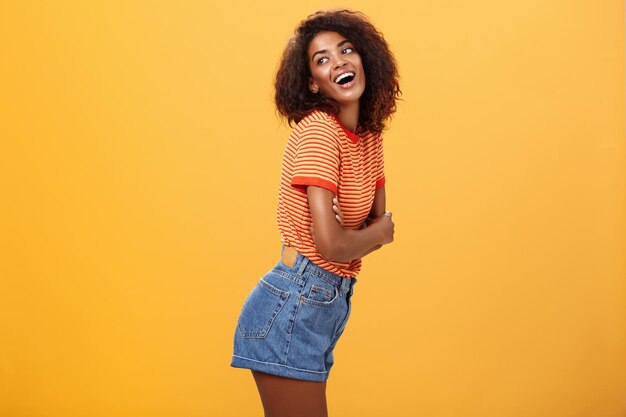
left=291, top=176, right=338, bottom=195
left=276, top=110, right=385, bottom=278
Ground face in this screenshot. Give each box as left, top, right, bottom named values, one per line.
left=307, top=31, right=366, bottom=107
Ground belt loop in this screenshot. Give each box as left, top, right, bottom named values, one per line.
left=296, top=255, right=309, bottom=276
left=341, top=278, right=349, bottom=296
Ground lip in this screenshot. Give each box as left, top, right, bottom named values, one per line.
left=336, top=78, right=356, bottom=89
left=333, top=70, right=355, bottom=83
left=333, top=70, right=357, bottom=89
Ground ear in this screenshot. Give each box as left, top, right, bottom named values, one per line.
left=308, top=78, right=319, bottom=94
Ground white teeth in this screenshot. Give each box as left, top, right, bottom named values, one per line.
left=334, top=72, right=355, bottom=84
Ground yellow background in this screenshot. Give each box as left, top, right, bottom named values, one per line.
left=1, top=1, right=624, bottom=416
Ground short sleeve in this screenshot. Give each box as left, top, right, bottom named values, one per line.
left=375, top=135, right=385, bottom=188
left=291, top=120, right=341, bottom=195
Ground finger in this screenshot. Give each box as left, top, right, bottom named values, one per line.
left=384, top=211, right=392, bottom=217
left=335, top=214, right=343, bottom=225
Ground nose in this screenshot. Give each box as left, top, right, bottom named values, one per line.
left=333, top=55, right=347, bottom=69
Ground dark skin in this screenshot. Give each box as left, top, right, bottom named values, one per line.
left=252, top=371, right=328, bottom=417
left=252, top=188, right=393, bottom=417
left=252, top=30, right=395, bottom=417
left=310, top=186, right=392, bottom=262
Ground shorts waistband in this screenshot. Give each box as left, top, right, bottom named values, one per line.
left=280, top=245, right=356, bottom=293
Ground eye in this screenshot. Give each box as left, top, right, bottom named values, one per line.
left=342, top=47, right=354, bottom=54
left=317, top=56, right=329, bottom=65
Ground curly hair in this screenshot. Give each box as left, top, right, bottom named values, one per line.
left=274, top=9, right=401, bottom=135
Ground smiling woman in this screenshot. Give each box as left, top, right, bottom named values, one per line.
left=275, top=9, right=401, bottom=136
left=230, top=9, right=401, bottom=417
left=307, top=32, right=365, bottom=132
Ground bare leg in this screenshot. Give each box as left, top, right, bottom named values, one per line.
left=252, top=370, right=328, bottom=417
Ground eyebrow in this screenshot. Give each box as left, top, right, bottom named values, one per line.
left=311, top=39, right=352, bottom=62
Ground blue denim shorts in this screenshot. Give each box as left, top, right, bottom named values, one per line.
left=231, top=246, right=357, bottom=382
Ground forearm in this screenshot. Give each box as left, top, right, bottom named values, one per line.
left=354, top=243, right=383, bottom=259
left=326, top=224, right=385, bottom=263
left=348, top=186, right=387, bottom=260
left=308, top=185, right=392, bottom=263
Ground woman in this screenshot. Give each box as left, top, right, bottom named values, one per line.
left=231, top=9, right=401, bottom=417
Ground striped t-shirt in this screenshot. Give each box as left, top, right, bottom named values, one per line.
left=276, top=110, right=385, bottom=278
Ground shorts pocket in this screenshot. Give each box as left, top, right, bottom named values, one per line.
left=237, top=278, right=290, bottom=339
left=301, top=282, right=339, bottom=307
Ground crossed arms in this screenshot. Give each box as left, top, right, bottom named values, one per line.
left=307, top=185, right=394, bottom=263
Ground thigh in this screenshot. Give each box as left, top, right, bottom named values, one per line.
left=252, top=370, right=328, bottom=417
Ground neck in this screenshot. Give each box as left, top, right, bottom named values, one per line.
left=336, top=102, right=359, bottom=134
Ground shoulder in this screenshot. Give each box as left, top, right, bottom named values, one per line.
left=295, top=110, right=340, bottom=134
left=292, top=110, right=341, bottom=146
left=360, top=130, right=383, bottom=147
left=360, top=130, right=382, bottom=140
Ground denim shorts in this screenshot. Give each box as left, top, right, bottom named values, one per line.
left=230, top=246, right=357, bottom=382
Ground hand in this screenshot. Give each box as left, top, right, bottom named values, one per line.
left=370, top=211, right=394, bottom=244
left=364, top=211, right=387, bottom=227
left=332, top=196, right=344, bottom=226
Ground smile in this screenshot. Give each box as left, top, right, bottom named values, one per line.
left=334, top=72, right=355, bottom=85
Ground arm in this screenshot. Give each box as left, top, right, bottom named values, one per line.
left=332, top=186, right=386, bottom=228
left=355, top=242, right=383, bottom=259
left=354, top=186, right=388, bottom=258
left=368, top=186, right=386, bottom=219
left=308, top=186, right=394, bottom=263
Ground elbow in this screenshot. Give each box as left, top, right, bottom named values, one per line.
left=316, top=238, right=350, bottom=263
left=315, top=238, right=335, bottom=262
